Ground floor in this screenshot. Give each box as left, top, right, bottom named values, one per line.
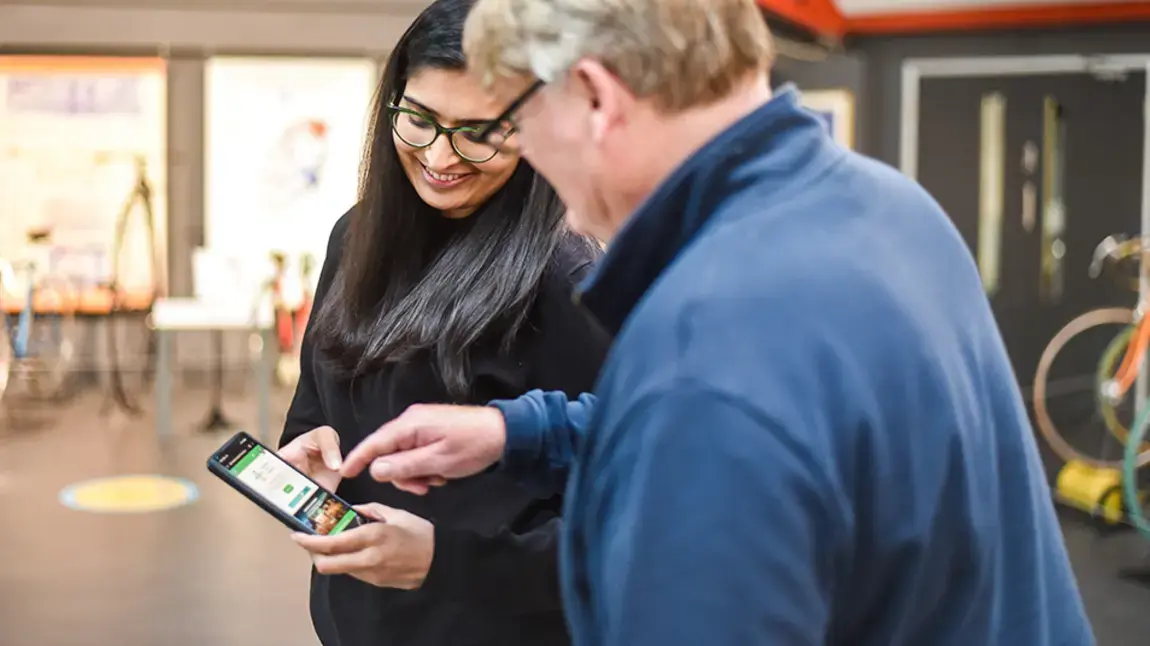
left=1, top=386, right=1150, bottom=646
left=0, top=387, right=317, bottom=646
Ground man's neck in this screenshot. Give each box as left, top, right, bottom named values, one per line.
left=609, top=75, right=774, bottom=235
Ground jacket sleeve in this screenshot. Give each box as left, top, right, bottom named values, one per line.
left=278, top=214, right=347, bottom=448
left=591, top=382, right=841, bottom=646
left=490, top=389, right=598, bottom=494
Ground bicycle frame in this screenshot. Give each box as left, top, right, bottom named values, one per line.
left=1, top=261, right=64, bottom=361
left=1105, top=312, right=1150, bottom=403
left=1, top=261, right=35, bottom=360
left=1096, top=235, right=1150, bottom=403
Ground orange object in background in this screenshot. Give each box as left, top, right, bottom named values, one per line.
left=756, top=0, right=1150, bottom=38
left=757, top=0, right=847, bottom=38
left=1, top=287, right=155, bottom=316
left=848, top=0, right=1150, bottom=34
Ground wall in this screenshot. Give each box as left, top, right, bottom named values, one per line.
left=776, top=23, right=1150, bottom=161
left=775, top=52, right=871, bottom=153
left=855, top=23, right=1150, bottom=167
left=0, top=0, right=425, bottom=54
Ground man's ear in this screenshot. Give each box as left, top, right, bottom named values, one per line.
left=570, top=59, right=628, bottom=144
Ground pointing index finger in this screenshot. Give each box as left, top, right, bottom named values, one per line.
left=340, top=417, right=412, bottom=478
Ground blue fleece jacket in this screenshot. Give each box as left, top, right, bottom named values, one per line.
left=491, top=87, right=1093, bottom=646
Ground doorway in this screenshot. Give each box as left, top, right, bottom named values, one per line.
left=913, top=68, right=1146, bottom=388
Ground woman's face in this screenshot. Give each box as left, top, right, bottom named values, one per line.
left=393, top=68, right=521, bottom=219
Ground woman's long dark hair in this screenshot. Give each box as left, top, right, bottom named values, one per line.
left=311, top=0, right=568, bottom=397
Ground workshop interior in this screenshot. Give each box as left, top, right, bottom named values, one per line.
left=4, top=0, right=1150, bottom=645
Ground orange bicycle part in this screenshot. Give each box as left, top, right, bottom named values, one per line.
left=1110, top=312, right=1150, bottom=398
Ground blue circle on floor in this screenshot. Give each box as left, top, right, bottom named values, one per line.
left=59, top=474, right=200, bottom=513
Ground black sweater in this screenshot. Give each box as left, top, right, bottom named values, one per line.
left=279, top=213, right=610, bottom=646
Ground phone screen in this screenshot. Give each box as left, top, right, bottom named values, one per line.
left=212, top=433, right=366, bottom=535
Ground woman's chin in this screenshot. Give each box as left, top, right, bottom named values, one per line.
left=439, top=208, right=475, bottom=220
left=424, top=197, right=477, bottom=219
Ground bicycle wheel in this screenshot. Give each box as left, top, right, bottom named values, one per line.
left=22, top=276, right=81, bottom=400
left=1033, top=307, right=1150, bottom=469
left=1123, top=399, right=1150, bottom=542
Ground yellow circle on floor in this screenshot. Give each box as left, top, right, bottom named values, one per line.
left=59, top=474, right=199, bottom=513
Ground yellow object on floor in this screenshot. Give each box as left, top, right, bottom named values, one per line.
left=59, top=474, right=199, bottom=513
left=1054, top=460, right=1125, bottom=523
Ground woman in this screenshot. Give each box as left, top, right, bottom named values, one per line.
left=276, top=0, right=609, bottom=644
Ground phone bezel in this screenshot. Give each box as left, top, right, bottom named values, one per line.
left=206, top=430, right=367, bottom=535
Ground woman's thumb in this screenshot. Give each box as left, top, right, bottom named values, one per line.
left=314, top=426, right=343, bottom=471
left=352, top=503, right=392, bottom=522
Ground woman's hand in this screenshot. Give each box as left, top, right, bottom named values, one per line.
left=278, top=425, right=343, bottom=493
left=291, top=503, right=435, bottom=590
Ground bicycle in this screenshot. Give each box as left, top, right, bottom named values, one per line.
left=0, top=229, right=82, bottom=404
left=1033, top=233, right=1150, bottom=470
left=102, top=154, right=161, bottom=417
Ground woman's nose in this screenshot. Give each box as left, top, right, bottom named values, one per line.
left=423, top=135, right=460, bottom=169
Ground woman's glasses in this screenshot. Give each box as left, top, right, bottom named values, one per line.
left=388, top=105, right=514, bottom=163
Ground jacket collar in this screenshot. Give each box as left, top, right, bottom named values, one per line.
left=574, top=86, right=838, bottom=335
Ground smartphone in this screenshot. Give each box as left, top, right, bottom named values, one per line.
left=207, top=431, right=369, bottom=535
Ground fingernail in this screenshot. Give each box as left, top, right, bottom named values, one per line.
left=326, top=456, right=341, bottom=470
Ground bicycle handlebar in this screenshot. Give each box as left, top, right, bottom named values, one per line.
left=1089, top=235, right=1124, bottom=279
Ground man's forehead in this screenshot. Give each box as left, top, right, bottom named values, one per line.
left=475, top=71, right=537, bottom=104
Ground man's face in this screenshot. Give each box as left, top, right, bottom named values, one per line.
left=492, top=67, right=629, bottom=241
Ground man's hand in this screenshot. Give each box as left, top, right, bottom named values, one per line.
left=278, top=426, right=343, bottom=493
left=340, top=404, right=507, bottom=494
left=292, top=504, right=434, bottom=590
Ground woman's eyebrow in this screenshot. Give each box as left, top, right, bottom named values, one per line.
left=401, top=95, right=437, bottom=115
left=401, top=95, right=495, bottom=126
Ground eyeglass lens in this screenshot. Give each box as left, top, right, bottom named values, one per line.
left=392, top=110, right=501, bottom=162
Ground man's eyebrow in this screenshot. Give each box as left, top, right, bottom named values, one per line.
left=401, top=95, right=495, bottom=126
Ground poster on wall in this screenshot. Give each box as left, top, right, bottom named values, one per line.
left=0, top=56, right=168, bottom=307
left=204, top=56, right=376, bottom=298
left=800, top=89, right=855, bottom=150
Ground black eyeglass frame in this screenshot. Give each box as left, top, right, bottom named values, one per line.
left=387, top=104, right=506, bottom=163
left=475, top=79, right=546, bottom=145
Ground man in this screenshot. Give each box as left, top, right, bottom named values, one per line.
left=332, top=0, right=1094, bottom=643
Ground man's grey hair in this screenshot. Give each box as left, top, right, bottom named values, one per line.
left=463, top=0, right=774, bottom=112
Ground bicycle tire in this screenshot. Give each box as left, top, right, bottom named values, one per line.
left=1123, top=397, right=1150, bottom=542
left=1033, top=307, right=1150, bottom=469
left=105, top=293, right=144, bottom=417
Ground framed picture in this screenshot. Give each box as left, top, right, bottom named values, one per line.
left=799, top=89, right=855, bottom=150
left=204, top=56, right=376, bottom=290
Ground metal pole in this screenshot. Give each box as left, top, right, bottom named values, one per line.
left=900, top=63, right=921, bottom=180
left=1136, top=64, right=1150, bottom=418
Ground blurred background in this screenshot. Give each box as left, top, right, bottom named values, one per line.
left=3, top=0, right=1150, bottom=645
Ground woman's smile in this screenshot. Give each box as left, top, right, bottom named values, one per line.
left=420, top=163, right=473, bottom=189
